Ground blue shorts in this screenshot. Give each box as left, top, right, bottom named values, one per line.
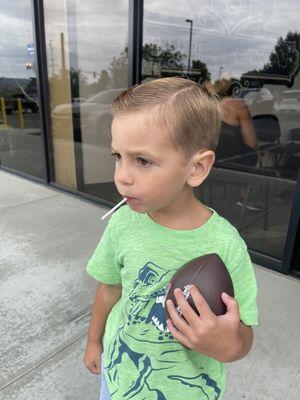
left=100, top=353, right=111, bottom=400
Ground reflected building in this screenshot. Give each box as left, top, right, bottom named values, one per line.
left=0, top=0, right=299, bottom=275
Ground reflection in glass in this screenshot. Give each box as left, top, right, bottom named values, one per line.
left=44, top=0, right=128, bottom=197
left=0, top=1, right=45, bottom=179
left=143, top=0, right=300, bottom=261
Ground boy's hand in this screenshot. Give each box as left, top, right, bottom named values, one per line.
left=83, top=340, right=103, bottom=374
left=166, top=285, right=249, bottom=362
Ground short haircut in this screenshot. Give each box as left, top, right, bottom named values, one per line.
left=111, top=77, right=223, bottom=159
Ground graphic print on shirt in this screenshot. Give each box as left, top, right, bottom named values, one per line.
left=105, top=261, right=221, bottom=399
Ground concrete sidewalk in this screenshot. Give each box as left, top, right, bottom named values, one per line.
left=0, top=170, right=299, bottom=400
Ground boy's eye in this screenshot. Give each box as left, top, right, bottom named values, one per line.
left=136, top=157, right=152, bottom=167
left=111, top=152, right=121, bottom=161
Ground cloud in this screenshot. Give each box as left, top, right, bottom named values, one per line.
left=143, top=0, right=300, bottom=80
left=0, top=0, right=299, bottom=84
left=0, top=0, right=128, bottom=79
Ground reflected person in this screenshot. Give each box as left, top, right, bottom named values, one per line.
left=205, top=79, right=261, bottom=211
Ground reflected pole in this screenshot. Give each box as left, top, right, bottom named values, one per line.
left=219, top=66, right=223, bottom=80
left=49, top=39, right=55, bottom=76
left=60, top=32, right=66, bottom=78
left=185, top=19, right=193, bottom=70
left=0, top=97, right=8, bottom=128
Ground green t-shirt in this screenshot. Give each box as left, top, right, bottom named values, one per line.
left=87, top=205, right=258, bottom=400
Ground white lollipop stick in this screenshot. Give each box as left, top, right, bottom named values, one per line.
left=101, top=198, right=127, bottom=220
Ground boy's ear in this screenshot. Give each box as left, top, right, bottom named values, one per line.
left=187, top=150, right=215, bottom=187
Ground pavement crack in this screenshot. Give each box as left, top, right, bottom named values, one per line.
left=0, top=195, right=61, bottom=211
left=0, top=332, right=87, bottom=392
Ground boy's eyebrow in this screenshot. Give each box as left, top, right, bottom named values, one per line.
left=110, top=146, right=158, bottom=159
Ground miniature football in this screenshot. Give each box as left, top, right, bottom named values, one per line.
left=165, top=253, right=234, bottom=318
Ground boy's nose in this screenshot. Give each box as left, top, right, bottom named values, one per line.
left=115, top=164, right=134, bottom=186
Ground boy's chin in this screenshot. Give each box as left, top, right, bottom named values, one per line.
left=127, top=202, right=147, bottom=213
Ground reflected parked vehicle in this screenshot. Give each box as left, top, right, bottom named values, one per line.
left=72, top=97, right=86, bottom=104
left=274, top=90, right=300, bottom=118
left=238, top=87, right=274, bottom=116
left=12, top=93, right=39, bottom=113
left=242, top=88, right=273, bottom=107
left=52, top=89, right=123, bottom=145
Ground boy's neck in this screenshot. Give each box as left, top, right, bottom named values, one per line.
left=148, top=190, right=212, bottom=230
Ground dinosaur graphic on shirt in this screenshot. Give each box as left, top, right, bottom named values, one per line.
left=105, top=261, right=221, bottom=399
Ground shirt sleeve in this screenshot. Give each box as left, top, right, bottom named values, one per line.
left=86, top=219, right=122, bottom=285
left=225, top=242, right=259, bottom=326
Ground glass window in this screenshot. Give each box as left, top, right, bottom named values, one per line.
left=44, top=0, right=128, bottom=198
left=0, top=1, right=45, bottom=179
left=143, top=0, right=300, bottom=261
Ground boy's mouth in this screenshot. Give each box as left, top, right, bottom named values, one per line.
left=126, top=197, right=140, bottom=205
left=123, top=195, right=138, bottom=202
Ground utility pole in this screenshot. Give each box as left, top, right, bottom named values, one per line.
left=185, top=19, right=193, bottom=70
left=49, top=39, right=55, bottom=76
left=219, top=66, right=223, bottom=80
left=60, top=32, right=66, bottom=78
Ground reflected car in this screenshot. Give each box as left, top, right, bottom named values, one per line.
left=274, top=90, right=300, bottom=120
left=12, top=93, right=39, bottom=113
left=72, top=97, right=86, bottom=104
left=241, top=88, right=273, bottom=107
left=51, top=88, right=123, bottom=145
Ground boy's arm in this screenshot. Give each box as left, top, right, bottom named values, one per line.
left=230, top=321, right=253, bottom=361
left=87, top=282, right=122, bottom=343
left=84, top=282, right=122, bottom=373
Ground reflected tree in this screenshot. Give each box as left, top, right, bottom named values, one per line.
left=98, top=69, right=111, bottom=90
left=142, top=42, right=211, bottom=83
left=142, top=43, right=185, bottom=68
left=260, top=31, right=300, bottom=77
left=243, top=31, right=300, bottom=87
left=109, top=47, right=128, bottom=89
left=190, top=59, right=211, bottom=83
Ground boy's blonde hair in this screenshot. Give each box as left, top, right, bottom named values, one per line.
left=112, top=77, right=223, bottom=159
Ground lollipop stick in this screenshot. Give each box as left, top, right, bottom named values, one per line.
left=101, top=198, right=127, bottom=220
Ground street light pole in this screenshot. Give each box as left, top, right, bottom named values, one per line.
left=219, top=66, right=223, bottom=80
left=185, top=19, right=193, bottom=70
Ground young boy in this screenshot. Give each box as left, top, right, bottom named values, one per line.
left=84, top=77, right=258, bottom=400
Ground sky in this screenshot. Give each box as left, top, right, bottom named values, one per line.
left=0, top=0, right=299, bottom=83
left=143, top=0, right=300, bottom=80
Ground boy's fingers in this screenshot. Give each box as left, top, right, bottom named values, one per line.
left=171, top=290, right=199, bottom=326
left=166, top=298, right=192, bottom=334
left=166, top=319, right=193, bottom=349
left=84, top=358, right=101, bottom=374
left=92, top=353, right=101, bottom=374
left=95, top=357, right=101, bottom=374
left=90, top=361, right=100, bottom=374
left=189, top=285, right=213, bottom=318
left=221, top=292, right=239, bottom=316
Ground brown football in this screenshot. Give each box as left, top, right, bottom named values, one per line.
left=165, top=253, right=234, bottom=318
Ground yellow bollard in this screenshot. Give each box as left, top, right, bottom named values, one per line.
left=1, top=97, right=8, bottom=128
left=17, top=98, right=24, bottom=129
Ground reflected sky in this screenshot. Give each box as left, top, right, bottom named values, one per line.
left=144, top=0, right=300, bottom=80
left=0, top=0, right=34, bottom=79
left=44, top=0, right=128, bottom=81
left=0, top=0, right=128, bottom=80
left=0, top=0, right=299, bottom=81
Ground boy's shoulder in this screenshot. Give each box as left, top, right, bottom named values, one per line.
left=208, top=210, right=243, bottom=240
left=206, top=210, right=248, bottom=255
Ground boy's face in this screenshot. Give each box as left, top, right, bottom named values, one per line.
left=111, top=111, right=194, bottom=215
